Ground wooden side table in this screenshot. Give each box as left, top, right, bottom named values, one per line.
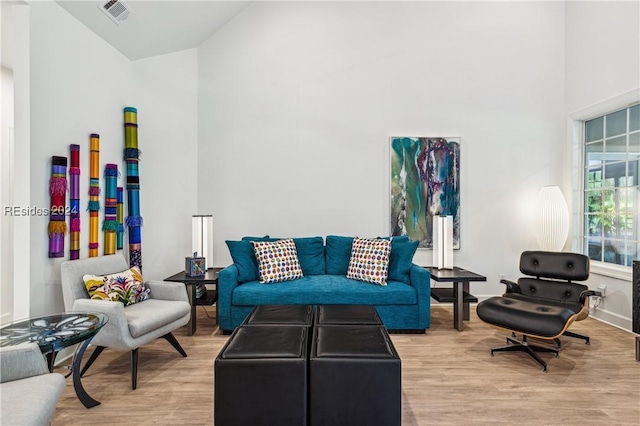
left=424, top=266, right=486, bottom=331
left=164, top=268, right=221, bottom=335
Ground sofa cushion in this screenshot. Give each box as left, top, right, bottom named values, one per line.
left=378, top=235, right=410, bottom=244
left=346, top=238, right=391, bottom=285
left=124, top=299, right=190, bottom=338
left=232, top=275, right=417, bottom=306
left=325, top=235, right=354, bottom=275
left=252, top=239, right=304, bottom=283
left=1, top=373, right=66, bottom=426
left=293, top=236, right=326, bottom=275
left=388, top=239, right=419, bottom=284
left=241, top=235, right=272, bottom=241
left=226, top=240, right=261, bottom=283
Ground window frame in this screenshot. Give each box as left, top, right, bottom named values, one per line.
left=569, top=89, right=639, bottom=281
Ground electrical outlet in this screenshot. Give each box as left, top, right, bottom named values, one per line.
left=597, top=284, right=607, bottom=297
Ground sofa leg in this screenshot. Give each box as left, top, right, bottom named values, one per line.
left=161, top=332, right=187, bottom=357
left=131, top=348, right=138, bottom=390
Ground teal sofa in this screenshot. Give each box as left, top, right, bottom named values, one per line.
left=218, top=235, right=431, bottom=333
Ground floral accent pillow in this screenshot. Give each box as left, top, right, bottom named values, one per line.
left=252, top=238, right=304, bottom=283
left=83, top=266, right=150, bottom=306
left=346, top=237, right=391, bottom=285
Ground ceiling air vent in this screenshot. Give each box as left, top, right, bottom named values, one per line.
left=99, top=0, right=132, bottom=25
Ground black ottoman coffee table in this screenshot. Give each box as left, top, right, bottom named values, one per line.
left=317, top=305, right=382, bottom=326
left=243, top=304, right=314, bottom=326
left=214, top=325, right=308, bottom=426
left=309, top=325, right=401, bottom=426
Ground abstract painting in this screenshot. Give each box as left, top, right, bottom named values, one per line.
left=390, top=137, right=460, bottom=249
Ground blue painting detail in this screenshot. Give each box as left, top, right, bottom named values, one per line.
left=390, top=137, right=460, bottom=249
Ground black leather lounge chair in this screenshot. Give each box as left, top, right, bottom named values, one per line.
left=476, top=251, right=597, bottom=372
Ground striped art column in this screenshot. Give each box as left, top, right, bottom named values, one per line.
left=69, top=144, right=81, bottom=260
left=48, top=156, right=68, bottom=258
left=88, top=134, right=100, bottom=257
left=124, top=107, right=142, bottom=268
left=103, top=164, right=119, bottom=255
left=116, top=187, right=124, bottom=250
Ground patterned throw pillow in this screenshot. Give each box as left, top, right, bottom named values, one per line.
left=252, top=238, right=304, bottom=283
left=346, top=237, right=391, bottom=285
left=83, top=266, right=150, bottom=306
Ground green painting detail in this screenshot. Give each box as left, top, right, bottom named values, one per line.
left=390, top=137, right=460, bottom=249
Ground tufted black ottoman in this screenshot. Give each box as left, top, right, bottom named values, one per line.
left=316, top=305, right=382, bottom=326
left=243, top=304, right=314, bottom=327
left=309, top=325, right=401, bottom=426
left=214, top=325, right=308, bottom=426
left=477, top=297, right=575, bottom=338
left=476, top=296, right=574, bottom=371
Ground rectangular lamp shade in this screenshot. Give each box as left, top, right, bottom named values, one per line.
left=192, top=215, right=213, bottom=269
left=433, top=215, right=453, bottom=270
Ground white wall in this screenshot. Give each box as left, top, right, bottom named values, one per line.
left=198, top=1, right=566, bottom=298
left=12, top=3, right=30, bottom=321
left=26, top=2, right=197, bottom=316
left=1, top=66, right=14, bottom=324
left=564, top=1, right=640, bottom=330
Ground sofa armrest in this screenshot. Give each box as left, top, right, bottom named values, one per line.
left=580, top=289, right=598, bottom=304
left=72, top=298, right=133, bottom=347
left=145, top=280, right=189, bottom=303
left=218, top=264, right=240, bottom=331
left=0, top=343, right=49, bottom=383
left=500, top=279, right=521, bottom=295
left=409, top=264, right=431, bottom=329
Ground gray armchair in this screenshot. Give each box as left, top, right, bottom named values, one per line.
left=1, top=343, right=66, bottom=425
left=61, top=254, right=190, bottom=389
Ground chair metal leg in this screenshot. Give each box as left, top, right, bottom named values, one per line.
left=562, top=330, right=590, bottom=344
left=80, top=345, right=106, bottom=377
left=490, top=335, right=559, bottom=372
left=46, top=352, right=57, bottom=373
left=131, top=348, right=139, bottom=390
left=160, top=332, right=187, bottom=357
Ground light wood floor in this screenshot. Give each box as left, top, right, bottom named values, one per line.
left=52, top=305, right=640, bottom=425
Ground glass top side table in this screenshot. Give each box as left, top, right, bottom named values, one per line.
left=1, top=312, right=108, bottom=408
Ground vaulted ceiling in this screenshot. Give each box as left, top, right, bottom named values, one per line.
left=56, top=1, right=250, bottom=61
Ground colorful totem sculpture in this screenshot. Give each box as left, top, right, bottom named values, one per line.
left=117, top=187, right=124, bottom=250
left=124, top=107, right=143, bottom=268
left=69, top=145, right=81, bottom=260
left=103, top=164, right=119, bottom=255
left=88, top=134, right=100, bottom=257
left=48, top=156, right=68, bottom=258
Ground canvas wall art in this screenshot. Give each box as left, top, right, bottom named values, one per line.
left=390, top=137, right=460, bottom=249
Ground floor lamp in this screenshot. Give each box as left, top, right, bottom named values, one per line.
left=433, top=215, right=453, bottom=269
left=535, top=185, right=569, bottom=251
left=192, top=215, right=213, bottom=269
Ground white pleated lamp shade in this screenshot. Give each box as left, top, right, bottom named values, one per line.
left=535, top=186, right=569, bottom=251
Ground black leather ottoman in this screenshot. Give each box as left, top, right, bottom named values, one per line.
left=477, top=296, right=575, bottom=338
left=316, top=305, right=382, bottom=326
left=243, top=304, right=314, bottom=326
left=214, top=326, right=308, bottom=426
left=310, top=325, right=401, bottom=426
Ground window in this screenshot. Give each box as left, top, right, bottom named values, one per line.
left=583, top=103, right=640, bottom=267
